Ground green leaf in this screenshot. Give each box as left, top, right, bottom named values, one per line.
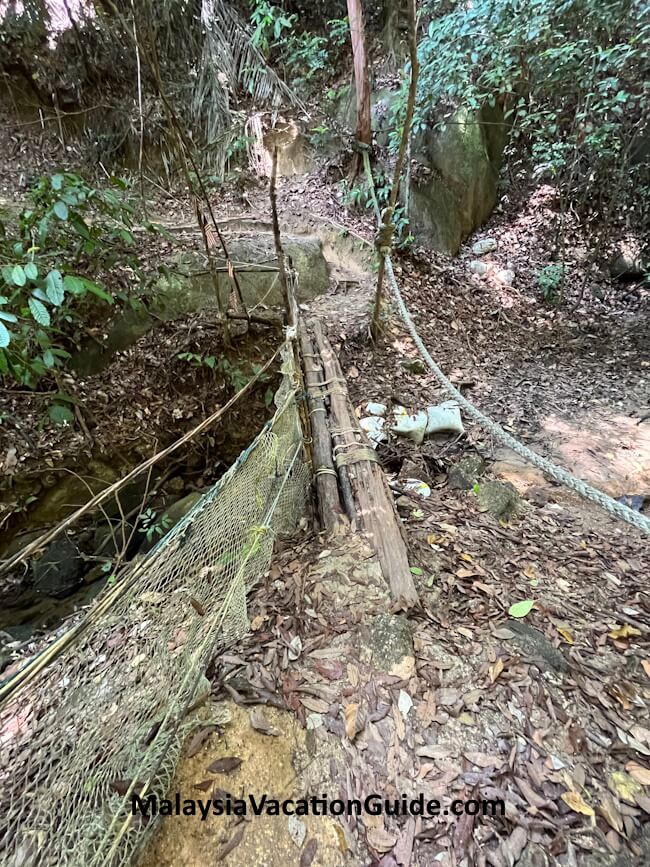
left=28, top=297, right=50, bottom=326
left=11, top=265, right=26, bottom=287
left=508, top=600, right=535, bottom=619
left=43, top=349, right=55, bottom=368
left=51, top=173, right=64, bottom=191
left=63, top=274, right=85, bottom=294
left=53, top=200, right=69, bottom=221
left=410, top=566, right=423, bottom=575
left=1, top=266, right=13, bottom=286
left=0, top=311, right=17, bottom=323
left=0, top=321, right=11, bottom=348
left=75, top=278, right=113, bottom=304
left=45, top=270, right=65, bottom=305
left=24, top=262, right=38, bottom=281
left=48, top=404, right=74, bottom=425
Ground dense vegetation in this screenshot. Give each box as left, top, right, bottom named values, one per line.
left=0, top=0, right=648, bottom=400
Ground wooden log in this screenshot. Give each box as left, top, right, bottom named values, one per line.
left=312, top=321, right=419, bottom=610
left=299, top=329, right=346, bottom=534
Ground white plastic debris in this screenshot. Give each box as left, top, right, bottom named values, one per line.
left=472, top=238, right=497, bottom=255
left=403, top=478, right=431, bottom=498
left=391, top=406, right=428, bottom=445
left=398, top=690, right=413, bottom=718
left=425, top=401, right=464, bottom=435
left=360, top=415, right=386, bottom=447
left=366, top=401, right=387, bottom=416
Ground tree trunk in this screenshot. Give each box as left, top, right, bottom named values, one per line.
left=347, top=0, right=372, bottom=173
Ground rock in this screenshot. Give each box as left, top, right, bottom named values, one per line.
left=472, top=238, right=498, bottom=255
left=496, top=268, right=515, bottom=286
left=469, top=260, right=490, bottom=275
left=162, top=491, right=203, bottom=528
left=73, top=233, right=330, bottom=373
left=409, top=104, right=508, bottom=255
left=609, top=251, right=648, bottom=279
left=508, top=621, right=569, bottom=674
left=477, top=480, right=520, bottom=518
left=357, top=613, right=415, bottom=677
left=401, top=359, right=426, bottom=375
left=32, top=538, right=85, bottom=599
left=448, top=455, right=486, bottom=490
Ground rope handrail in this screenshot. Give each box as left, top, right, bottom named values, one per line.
left=362, top=152, right=650, bottom=536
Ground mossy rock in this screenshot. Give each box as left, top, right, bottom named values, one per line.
left=448, top=455, right=486, bottom=490
left=477, top=480, right=520, bottom=519
left=409, top=104, right=508, bottom=254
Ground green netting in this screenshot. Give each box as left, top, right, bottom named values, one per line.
left=0, top=343, right=309, bottom=867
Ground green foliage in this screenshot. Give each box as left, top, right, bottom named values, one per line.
left=249, top=3, right=348, bottom=90
left=0, top=172, right=136, bottom=387
left=138, top=508, right=173, bottom=544
left=414, top=0, right=649, bottom=224
left=339, top=171, right=413, bottom=248
left=536, top=264, right=565, bottom=302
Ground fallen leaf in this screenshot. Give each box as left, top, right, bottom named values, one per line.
left=561, top=790, right=594, bottom=817
left=344, top=703, right=363, bottom=740
left=508, top=600, right=535, bottom=618
left=608, top=771, right=644, bottom=804
left=190, top=597, right=205, bottom=616
left=300, top=839, right=319, bottom=867
left=367, top=827, right=397, bottom=853
left=207, top=756, right=242, bottom=774
left=642, top=660, right=650, bottom=679
left=492, top=627, right=515, bottom=640
left=186, top=725, right=216, bottom=758
left=193, top=779, right=214, bottom=792
left=250, top=708, right=281, bottom=737
left=608, top=624, right=641, bottom=640
left=489, top=658, right=505, bottom=683
left=300, top=696, right=330, bottom=714
left=625, top=761, right=650, bottom=786
left=218, top=826, right=244, bottom=859
left=557, top=626, right=574, bottom=644
left=288, top=814, right=306, bottom=847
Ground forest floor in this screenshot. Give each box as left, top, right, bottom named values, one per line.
left=140, top=166, right=650, bottom=867
left=2, top=107, right=650, bottom=866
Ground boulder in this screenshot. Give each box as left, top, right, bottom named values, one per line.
left=72, top=232, right=330, bottom=374
left=33, top=538, right=85, bottom=598
left=409, top=104, right=508, bottom=255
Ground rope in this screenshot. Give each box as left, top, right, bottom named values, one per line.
left=361, top=157, right=650, bottom=536
left=336, top=447, right=380, bottom=467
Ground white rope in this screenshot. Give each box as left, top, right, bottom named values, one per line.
left=362, top=153, right=650, bottom=535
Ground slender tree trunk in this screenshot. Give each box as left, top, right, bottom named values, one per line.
left=370, top=0, right=419, bottom=339
left=347, top=0, right=372, bottom=175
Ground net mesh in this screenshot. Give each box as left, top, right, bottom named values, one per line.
left=0, top=343, right=309, bottom=867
